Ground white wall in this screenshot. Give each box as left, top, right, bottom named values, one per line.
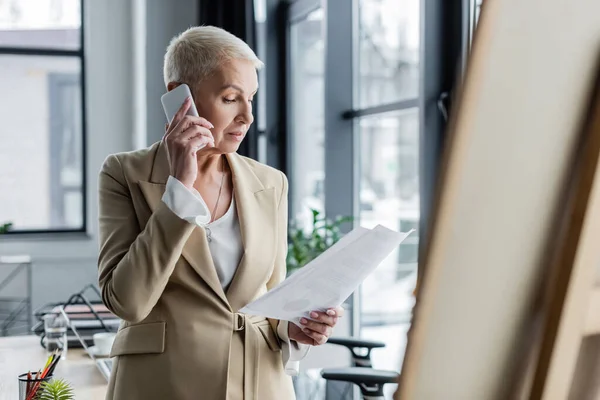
left=145, top=0, right=199, bottom=146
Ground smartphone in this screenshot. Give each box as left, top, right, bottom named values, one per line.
left=161, top=83, right=200, bottom=124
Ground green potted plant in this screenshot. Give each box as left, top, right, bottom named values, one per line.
left=286, top=208, right=353, bottom=274
left=38, top=378, right=75, bottom=400
left=0, top=222, right=12, bottom=234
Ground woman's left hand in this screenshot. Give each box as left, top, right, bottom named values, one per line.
left=288, top=306, right=345, bottom=346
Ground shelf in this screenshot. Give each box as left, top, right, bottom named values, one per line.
left=0, top=255, right=32, bottom=336
left=0, top=297, right=29, bottom=303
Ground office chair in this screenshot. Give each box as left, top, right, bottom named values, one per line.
left=321, top=368, right=399, bottom=400
left=327, top=337, right=386, bottom=368
left=321, top=337, right=388, bottom=399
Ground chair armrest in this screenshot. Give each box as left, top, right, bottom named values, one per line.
left=327, top=336, right=386, bottom=367
left=327, top=337, right=386, bottom=349
left=321, top=367, right=399, bottom=398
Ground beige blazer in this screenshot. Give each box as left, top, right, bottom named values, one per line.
left=97, top=141, right=295, bottom=400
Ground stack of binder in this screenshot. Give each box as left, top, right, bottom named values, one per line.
left=32, top=284, right=120, bottom=348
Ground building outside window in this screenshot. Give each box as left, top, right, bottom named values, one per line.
left=0, top=0, right=85, bottom=233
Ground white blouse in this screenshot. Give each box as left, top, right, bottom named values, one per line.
left=161, top=176, right=310, bottom=375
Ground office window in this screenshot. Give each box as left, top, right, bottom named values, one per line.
left=0, top=0, right=85, bottom=233
left=0, top=0, right=80, bottom=49
left=289, top=7, right=325, bottom=227
left=357, top=109, right=419, bottom=375
left=358, top=0, right=420, bottom=108
left=356, top=0, right=420, bottom=387
left=285, top=1, right=422, bottom=395
left=254, top=0, right=267, bottom=163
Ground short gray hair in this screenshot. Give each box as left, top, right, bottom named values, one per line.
left=163, top=26, right=263, bottom=88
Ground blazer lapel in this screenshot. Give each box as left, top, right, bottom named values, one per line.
left=225, top=153, right=278, bottom=312
left=138, top=142, right=229, bottom=309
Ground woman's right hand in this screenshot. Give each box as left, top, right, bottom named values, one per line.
left=164, top=97, right=215, bottom=189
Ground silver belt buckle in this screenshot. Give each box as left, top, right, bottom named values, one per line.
left=234, top=313, right=245, bottom=331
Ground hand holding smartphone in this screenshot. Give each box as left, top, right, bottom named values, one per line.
left=161, top=84, right=215, bottom=188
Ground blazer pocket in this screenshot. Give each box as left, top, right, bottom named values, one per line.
left=257, top=323, right=281, bottom=352
left=110, top=321, right=166, bottom=357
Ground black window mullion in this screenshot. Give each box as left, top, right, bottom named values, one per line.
left=0, top=47, right=81, bottom=57
left=342, top=98, right=420, bottom=119
left=417, top=0, right=465, bottom=285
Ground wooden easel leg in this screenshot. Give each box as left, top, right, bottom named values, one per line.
left=518, top=66, right=600, bottom=400
left=568, top=336, right=600, bottom=400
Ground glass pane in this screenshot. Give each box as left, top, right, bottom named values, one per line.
left=0, top=0, right=81, bottom=50
left=358, top=108, right=419, bottom=396
left=254, top=0, right=267, bottom=133
left=0, top=55, right=83, bottom=231
left=358, top=0, right=420, bottom=108
left=289, top=9, right=325, bottom=227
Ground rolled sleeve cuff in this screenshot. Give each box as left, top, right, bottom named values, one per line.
left=161, top=176, right=211, bottom=226
left=277, top=320, right=311, bottom=376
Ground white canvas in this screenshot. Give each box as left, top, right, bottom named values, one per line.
left=397, top=0, right=600, bottom=399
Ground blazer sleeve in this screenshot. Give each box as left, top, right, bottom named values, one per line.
left=97, top=154, right=195, bottom=323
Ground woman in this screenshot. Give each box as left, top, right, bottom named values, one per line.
left=97, top=26, right=342, bottom=400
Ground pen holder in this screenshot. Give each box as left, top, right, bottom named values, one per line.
left=18, top=371, right=52, bottom=400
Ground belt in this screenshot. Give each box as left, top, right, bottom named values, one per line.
left=234, top=313, right=269, bottom=400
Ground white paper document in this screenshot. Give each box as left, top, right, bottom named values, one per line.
left=240, top=225, right=414, bottom=326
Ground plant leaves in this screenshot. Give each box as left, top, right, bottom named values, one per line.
left=0, top=222, right=12, bottom=234
left=287, top=209, right=353, bottom=273
left=38, top=378, right=74, bottom=400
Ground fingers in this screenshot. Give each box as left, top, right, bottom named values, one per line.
left=295, top=307, right=344, bottom=346
left=308, top=311, right=336, bottom=327
left=304, top=330, right=328, bottom=345
left=171, top=114, right=214, bottom=137
left=168, top=125, right=214, bottom=153
left=169, top=96, right=192, bottom=131
left=186, top=136, right=215, bottom=151
left=178, top=125, right=214, bottom=142
left=289, top=319, right=333, bottom=346
left=300, top=317, right=333, bottom=336
left=332, top=306, right=345, bottom=318
left=296, top=323, right=328, bottom=345
left=294, top=331, right=323, bottom=346
left=307, top=308, right=343, bottom=327
left=166, top=97, right=214, bottom=139
left=324, top=307, right=344, bottom=319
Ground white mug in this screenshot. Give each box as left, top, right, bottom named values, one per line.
left=93, top=332, right=116, bottom=356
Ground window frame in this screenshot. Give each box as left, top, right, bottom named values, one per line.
left=0, top=0, right=87, bottom=235
left=282, top=0, right=464, bottom=340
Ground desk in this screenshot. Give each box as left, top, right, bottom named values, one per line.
left=0, top=335, right=107, bottom=399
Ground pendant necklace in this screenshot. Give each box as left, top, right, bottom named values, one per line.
left=206, top=157, right=225, bottom=243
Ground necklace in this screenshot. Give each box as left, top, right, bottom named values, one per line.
left=206, top=157, right=226, bottom=242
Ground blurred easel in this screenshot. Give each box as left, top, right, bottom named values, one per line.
left=511, top=65, right=600, bottom=400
